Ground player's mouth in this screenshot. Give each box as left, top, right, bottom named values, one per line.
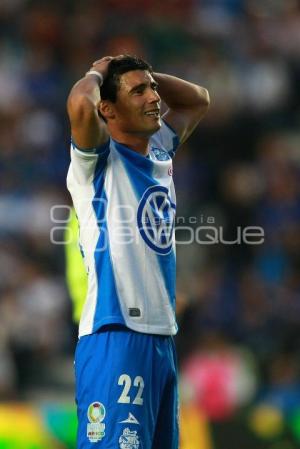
left=144, top=109, right=160, bottom=118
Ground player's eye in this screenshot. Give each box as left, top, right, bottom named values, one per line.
left=133, top=86, right=145, bottom=95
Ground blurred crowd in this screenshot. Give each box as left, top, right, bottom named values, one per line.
left=0, top=0, right=300, bottom=441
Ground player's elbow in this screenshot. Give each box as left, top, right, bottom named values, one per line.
left=198, top=87, right=210, bottom=108
left=194, top=87, right=210, bottom=119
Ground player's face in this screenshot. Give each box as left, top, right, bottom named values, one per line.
left=113, top=70, right=161, bottom=136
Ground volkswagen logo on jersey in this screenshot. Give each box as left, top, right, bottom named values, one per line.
left=137, top=185, right=176, bottom=255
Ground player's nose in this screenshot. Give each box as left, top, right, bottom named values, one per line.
left=148, top=89, right=161, bottom=104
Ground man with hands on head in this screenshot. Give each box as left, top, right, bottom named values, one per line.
left=67, top=54, right=209, bottom=449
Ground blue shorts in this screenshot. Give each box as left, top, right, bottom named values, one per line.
left=75, top=325, right=179, bottom=449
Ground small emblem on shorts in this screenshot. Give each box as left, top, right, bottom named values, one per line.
left=119, top=427, right=140, bottom=449
left=87, top=402, right=106, bottom=443
left=119, top=413, right=140, bottom=425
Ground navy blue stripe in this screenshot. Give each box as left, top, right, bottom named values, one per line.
left=71, top=137, right=110, bottom=155
left=113, top=140, right=157, bottom=200
left=92, top=156, right=124, bottom=332
left=157, top=249, right=176, bottom=309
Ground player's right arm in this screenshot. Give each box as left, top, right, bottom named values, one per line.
left=67, top=57, right=112, bottom=150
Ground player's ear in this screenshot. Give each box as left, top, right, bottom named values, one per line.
left=99, top=100, right=115, bottom=120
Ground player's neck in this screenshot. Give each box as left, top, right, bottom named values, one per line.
left=109, top=129, right=150, bottom=156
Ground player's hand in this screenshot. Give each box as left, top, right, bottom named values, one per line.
left=87, top=56, right=114, bottom=79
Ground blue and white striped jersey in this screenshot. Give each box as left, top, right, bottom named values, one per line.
left=67, top=120, right=180, bottom=337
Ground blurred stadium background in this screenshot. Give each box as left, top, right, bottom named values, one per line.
left=1, top=0, right=300, bottom=448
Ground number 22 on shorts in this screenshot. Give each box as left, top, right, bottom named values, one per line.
left=117, top=374, right=144, bottom=405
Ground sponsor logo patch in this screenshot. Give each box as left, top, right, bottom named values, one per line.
left=137, top=185, right=176, bottom=255
left=87, top=402, right=106, bottom=443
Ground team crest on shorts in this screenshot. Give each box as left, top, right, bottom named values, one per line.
left=87, top=401, right=106, bottom=443
left=119, top=427, right=140, bottom=449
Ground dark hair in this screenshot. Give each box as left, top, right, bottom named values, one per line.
left=100, top=55, right=153, bottom=103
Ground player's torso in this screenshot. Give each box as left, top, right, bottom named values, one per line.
left=93, top=141, right=176, bottom=335
left=68, top=125, right=179, bottom=337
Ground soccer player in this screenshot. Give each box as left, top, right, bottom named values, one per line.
left=67, top=55, right=209, bottom=449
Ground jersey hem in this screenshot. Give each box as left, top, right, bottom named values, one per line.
left=79, top=316, right=126, bottom=337
left=123, top=321, right=178, bottom=336
left=79, top=318, right=178, bottom=337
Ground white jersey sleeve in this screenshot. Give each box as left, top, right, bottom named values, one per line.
left=69, top=139, right=110, bottom=185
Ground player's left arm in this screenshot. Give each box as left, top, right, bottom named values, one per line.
left=154, top=73, right=210, bottom=144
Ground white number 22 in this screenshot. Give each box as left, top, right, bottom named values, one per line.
left=117, top=374, right=144, bottom=405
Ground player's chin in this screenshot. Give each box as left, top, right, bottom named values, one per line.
left=152, top=122, right=161, bottom=133
left=146, top=118, right=161, bottom=134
